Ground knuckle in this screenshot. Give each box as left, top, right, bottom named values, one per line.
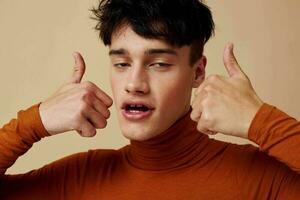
left=79, top=130, right=86, bottom=137
left=91, top=129, right=97, bottom=136
left=190, top=111, right=196, bottom=121
left=201, top=112, right=212, bottom=125
left=82, top=87, right=93, bottom=95
left=201, top=114, right=210, bottom=124
left=78, top=103, right=88, bottom=115
left=72, top=122, right=80, bottom=131
left=201, top=98, right=211, bottom=108
left=83, top=92, right=94, bottom=102
left=99, top=120, right=107, bottom=128
left=202, top=116, right=215, bottom=130
left=80, top=90, right=94, bottom=102
left=190, top=109, right=200, bottom=122
left=191, top=101, right=195, bottom=109
left=104, top=110, right=110, bottom=119
left=82, top=81, right=95, bottom=90
left=81, top=130, right=96, bottom=137
left=85, top=127, right=97, bottom=137
left=203, top=84, right=214, bottom=92
left=72, top=118, right=84, bottom=131
left=206, top=120, right=214, bottom=130
left=207, top=74, right=220, bottom=82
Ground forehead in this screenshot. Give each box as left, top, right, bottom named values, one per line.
left=109, top=25, right=188, bottom=55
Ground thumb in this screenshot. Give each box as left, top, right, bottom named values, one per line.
left=223, top=43, right=246, bottom=78
left=69, top=52, right=86, bottom=84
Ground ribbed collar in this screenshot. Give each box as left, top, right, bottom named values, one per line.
left=124, top=107, right=209, bottom=171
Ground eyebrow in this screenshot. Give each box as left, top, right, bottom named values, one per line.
left=145, top=48, right=178, bottom=56
left=109, top=48, right=128, bottom=56
left=109, top=48, right=178, bottom=56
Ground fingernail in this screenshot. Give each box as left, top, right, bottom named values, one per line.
left=229, top=43, right=234, bottom=52
left=73, top=52, right=78, bottom=64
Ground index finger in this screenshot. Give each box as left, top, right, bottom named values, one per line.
left=94, top=87, right=113, bottom=107
left=82, top=82, right=113, bottom=107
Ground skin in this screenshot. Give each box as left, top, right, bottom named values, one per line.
left=109, top=25, right=205, bottom=141
left=39, top=25, right=263, bottom=141
left=39, top=53, right=113, bottom=137
left=191, top=44, right=264, bottom=138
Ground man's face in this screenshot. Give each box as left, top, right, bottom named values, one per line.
left=109, top=25, right=205, bottom=141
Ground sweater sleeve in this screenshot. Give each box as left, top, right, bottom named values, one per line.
left=0, top=105, right=94, bottom=199
left=0, top=103, right=50, bottom=176
left=235, top=144, right=300, bottom=199
left=248, top=103, right=300, bottom=173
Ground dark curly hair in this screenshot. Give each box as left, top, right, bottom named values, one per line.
left=91, top=0, right=215, bottom=65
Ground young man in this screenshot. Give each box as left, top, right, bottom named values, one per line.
left=1, top=0, right=300, bottom=199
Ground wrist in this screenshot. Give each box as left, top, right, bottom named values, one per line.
left=38, top=102, right=54, bottom=136
left=244, top=99, right=264, bottom=139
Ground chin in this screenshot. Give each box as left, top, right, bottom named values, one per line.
left=121, top=126, right=159, bottom=141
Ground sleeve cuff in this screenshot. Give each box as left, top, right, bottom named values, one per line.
left=19, top=102, right=51, bottom=139
left=248, top=103, right=276, bottom=144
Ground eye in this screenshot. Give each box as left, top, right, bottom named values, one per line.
left=150, top=62, right=172, bottom=68
left=113, top=63, right=130, bottom=68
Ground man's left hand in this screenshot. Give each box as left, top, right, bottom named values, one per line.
left=190, top=43, right=263, bottom=139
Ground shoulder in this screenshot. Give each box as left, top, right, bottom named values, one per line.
left=85, top=148, right=124, bottom=166
left=206, top=139, right=294, bottom=183
left=206, top=138, right=286, bottom=172
left=210, top=139, right=294, bottom=183
left=203, top=138, right=259, bottom=162
left=42, top=147, right=125, bottom=174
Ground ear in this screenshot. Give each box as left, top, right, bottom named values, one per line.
left=192, top=55, right=206, bottom=88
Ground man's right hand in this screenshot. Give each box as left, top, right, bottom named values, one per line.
left=39, top=52, right=113, bottom=137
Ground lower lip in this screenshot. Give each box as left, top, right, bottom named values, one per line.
left=121, top=109, right=154, bottom=121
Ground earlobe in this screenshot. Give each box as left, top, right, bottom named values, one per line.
left=192, top=56, right=206, bottom=88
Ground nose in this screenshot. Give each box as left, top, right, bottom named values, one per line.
left=125, top=66, right=150, bottom=95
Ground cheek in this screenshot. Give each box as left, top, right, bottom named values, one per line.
left=110, top=74, right=123, bottom=100
left=154, top=72, right=193, bottom=109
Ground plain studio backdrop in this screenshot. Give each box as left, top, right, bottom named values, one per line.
left=0, top=0, right=300, bottom=174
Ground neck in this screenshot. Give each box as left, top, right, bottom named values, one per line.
left=125, top=108, right=209, bottom=171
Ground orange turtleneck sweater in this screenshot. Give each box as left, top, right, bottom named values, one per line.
left=0, top=103, right=300, bottom=200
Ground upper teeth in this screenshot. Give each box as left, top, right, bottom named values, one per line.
left=130, top=104, right=144, bottom=108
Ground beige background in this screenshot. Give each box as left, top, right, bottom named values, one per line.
left=0, top=0, right=299, bottom=174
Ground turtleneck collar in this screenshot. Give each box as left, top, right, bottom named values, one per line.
left=124, top=107, right=209, bottom=171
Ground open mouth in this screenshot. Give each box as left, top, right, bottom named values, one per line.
left=124, top=104, right=151, bottom=112
left=121, top=102, right=155, bottom=120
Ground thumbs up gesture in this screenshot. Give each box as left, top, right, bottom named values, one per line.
left=39, top=52, right=113, bottom=137
left=190, top=43, right=263, bottom=139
